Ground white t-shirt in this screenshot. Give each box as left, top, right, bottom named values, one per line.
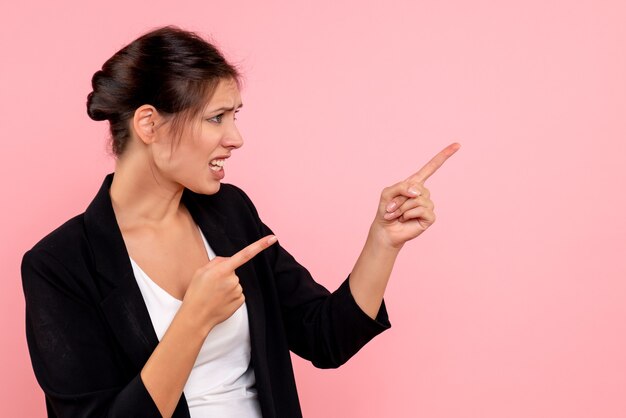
left=129, top=224, right=262, bottom=417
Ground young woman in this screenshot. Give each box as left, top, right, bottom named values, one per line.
left=21, top=25, right=460, bottom=417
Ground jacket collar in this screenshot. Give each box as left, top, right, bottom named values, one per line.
left=83, top=172, right=263, bottom=371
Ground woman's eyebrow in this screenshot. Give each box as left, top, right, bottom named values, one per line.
left=208, top=103, right=244, bottom=113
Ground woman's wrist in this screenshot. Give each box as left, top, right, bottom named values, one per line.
left=176, top=302, right=214, bottom=340
left=368, top=222, right=405, bottom=253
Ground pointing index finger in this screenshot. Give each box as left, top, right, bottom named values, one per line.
left=406, top=142, right=461, bottom=184
left=224, top=235, right=278, bottom=271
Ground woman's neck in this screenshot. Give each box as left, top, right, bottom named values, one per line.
left=109, top=153, right=186, bottom=232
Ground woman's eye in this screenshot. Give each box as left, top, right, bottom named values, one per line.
left=207, top=110, right=240, bottom=123
left=207, top=114, right=223, bottom=123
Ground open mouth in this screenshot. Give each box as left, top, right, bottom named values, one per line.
left=209, top=158, right=225, bottom=171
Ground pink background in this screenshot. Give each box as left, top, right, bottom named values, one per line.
left=2, top=0, right=625, bottom=417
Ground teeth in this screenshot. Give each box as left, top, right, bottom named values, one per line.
left=209, top=159, right=225, bottom=167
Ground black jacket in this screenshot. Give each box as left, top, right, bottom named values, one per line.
left=21, top=172, right=391, bottom=418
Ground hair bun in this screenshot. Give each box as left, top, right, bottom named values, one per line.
left=86, top=91, right=108, bottom=121
left=86, top=70, right=114, bottom=121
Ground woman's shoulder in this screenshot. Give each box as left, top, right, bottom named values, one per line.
left=28, top=212, right=86, bottom=250
left=22, top=212, right=89, bottom=272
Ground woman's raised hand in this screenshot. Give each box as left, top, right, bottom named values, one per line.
left=371, top=142, right=461, bottom=249
left=182, top=235, right=278, bottom=336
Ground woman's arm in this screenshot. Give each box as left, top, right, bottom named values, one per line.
left=349, top=142, right=461, bottom=319
left=229, top=184, right=391, bottom=369
left=138, top=305, right=207, bottom=418
left=22, top=234, right=274, bottom=418
left=347, top=225, right=401, bottom=319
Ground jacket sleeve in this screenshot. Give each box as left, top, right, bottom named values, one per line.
left=231, top=185, right=392, bottom=369
left=21, top=248, right=163, bottom=418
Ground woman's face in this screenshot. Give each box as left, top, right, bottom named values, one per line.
left=152, top=77, right=243, bottom=195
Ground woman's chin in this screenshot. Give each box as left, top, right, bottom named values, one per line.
left=204, top=180, right=221, bottom=195
left=212, top=181, right=221, bottom=192
left=182, top=178, right=221, bottom=196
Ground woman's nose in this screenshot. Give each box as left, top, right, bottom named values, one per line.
left=222, top=121, right=244, bottom=149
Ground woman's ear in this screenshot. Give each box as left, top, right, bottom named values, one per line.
left=132, top=105, right=159, bottom=144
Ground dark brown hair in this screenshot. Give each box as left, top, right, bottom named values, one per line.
left=86, top=25, right=241, bottom=157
